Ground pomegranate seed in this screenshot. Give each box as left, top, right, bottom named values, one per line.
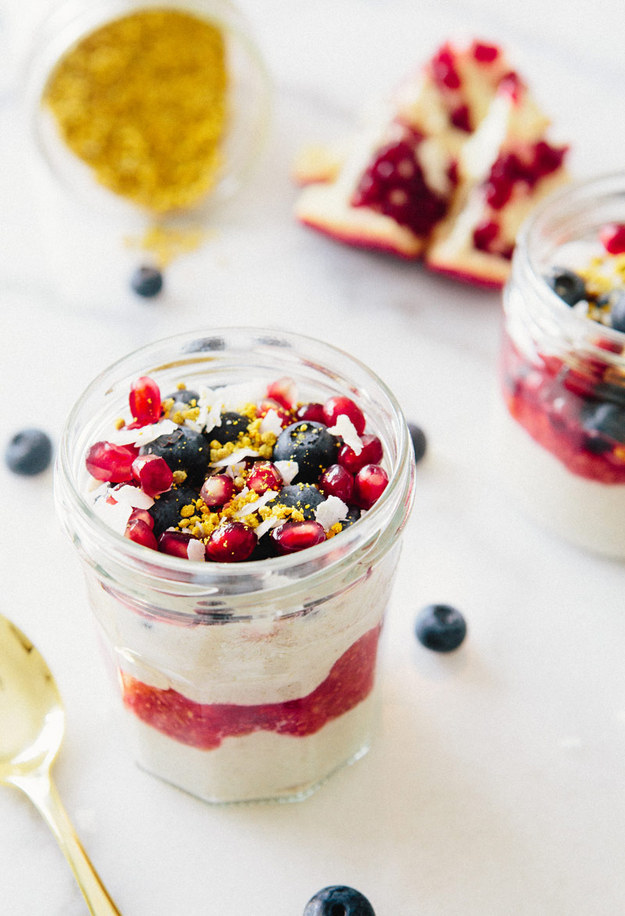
left=338, top=434, right=383, bottom=473
left=257, top=399, right=293, bottom=427
left=271, top=520, right=326, bottom=554
left=128, top=507, right=154, bottom=528
left=205, top=522, right=256, bottom=562
left=86, top=441, right=136, bottom=482
left=200, top=474, right=235, bottom=507
left=430, top=45, right=461, bottom=90
left=267, top=377, right=297, bottom=410
left=599, top=223, right=625, bottom=255
left=472, top=41, right=500, bottom=63
left=473, top=220, right=499, bottom=253
left=531, top=141, right=567, bottom=179
left=295, top=402, right=325, bottom=423
left=322, top=396, right=366, bottom=435
left=129, top=376, right=161, bottom=427
left=131, top=454, right=173, bottom=498
left=247, top=461, right=283, bottom=494
left=499, top=70, right=523, bottom=102
left=450, top=104, right=471, bottom=132
left=353, top=464, right=389, bottom=509
left=319, top=464, right=354, bottom=502
left=158, top=529, right=194, bottom=558
left=125, top=517, right=158, bottom=550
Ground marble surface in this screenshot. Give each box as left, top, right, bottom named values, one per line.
left=1, top=1, right=625, bottom=914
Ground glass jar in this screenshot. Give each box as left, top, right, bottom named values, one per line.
left=24, top=0, right=271, bottom=219
left=55, top=328, right=416, bottom=803
left=498, top=172, right=625, bottom=559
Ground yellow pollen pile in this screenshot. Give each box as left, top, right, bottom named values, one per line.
left=43, top=9, right=228, bottom=213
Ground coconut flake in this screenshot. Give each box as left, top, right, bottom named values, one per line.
left=315, top=495, right=349, bottom=531
left=255, top=515, right=282, bottom=539
left=92, top=492, right=133, bottom=534
left=259, top=409, right=284, bottom=437
left=327, top=414, right=363, bottom=454
left=109, top=418, right=178, bottom=447
left=187, top=539, right=206, bottom=562
left=234, top=490, right=277, bottom=518
left=274, top=460, right=298, bottom=485
left=112, top=485, right=155, bottom=509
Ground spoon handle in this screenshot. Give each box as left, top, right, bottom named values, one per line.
left=12, top=771, right=121, bottom=915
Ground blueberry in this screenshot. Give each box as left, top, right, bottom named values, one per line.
left=165, top=389, right=200, bottom=415
left=407, top=422, right=427, bottom=463
left=269, top=483, right=324, bottom=520
left=545, top=268, right=587, bottom=307
left=580, top=401, right=625, bottom=447
left=148, top=486, right=197, bottom=537
left=5, top=428, right=53, bottom=475
left=340, top=506, right=361, bottom=528
left=609, top=291, right=625, bottom=333
left=140, top=426, right=209, bottom=485
left=415, top=603, right=467, bottom=652
left=273, top=421, right=339, bottom=482
left=131, top=265, right=163, bottom=298
left=303, top=886, right=375, bottom=916
left=208, top=412, right=249, bottom=445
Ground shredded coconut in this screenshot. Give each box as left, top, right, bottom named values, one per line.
left=315, top=495, right=349, bottom=531
left=259, top=409, right=284, bottom=437
left=110, top=418, right=178, bottom=446
left=274, top=460, right=299, bottom=484
left=211, top=448, right=259, bottom=467
left=327, top=415, right=363, bottom=454
left=187, top=539, right=206, bottom=561
left=234, top=490, right=277, bottom=518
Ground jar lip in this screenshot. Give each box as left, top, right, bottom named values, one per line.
left=56, top=327, right=415, bottom=591
left=513, top=170, right=625, bottom=344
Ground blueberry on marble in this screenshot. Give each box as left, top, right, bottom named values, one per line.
left=5, top=428, right=52, bottom=475
left=415, top=603, right=467, bottom=652
left=269, top=483, right=324, bottom=520
left=148, top=486, right=198, bottom=537
left=545, top=268, right=587, bottom=307
left=408, top=422, right=427, bottom=463
left=131, top=265, right=163, bottom=298
left=140, top=426, right=209, bottom=485
left=273, top=421, right=339, bottom=482
left=303, top=885, right=376, bottom=916
left=208, top=412, right=249, bottom=445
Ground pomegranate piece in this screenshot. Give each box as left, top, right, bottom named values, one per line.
left=129, top=376, right=161, bottom=427
left=247, top=461, right=283, bottom=494
left=472, top=41, right=500, bottom=63
left=257, top=399, right=293, bottom=427
left=125, top=517, right=158, bottom=550
left=430, top=44, right=461, bottom=90
left=599, top=223, right=625, bottom=256
left=322, top=396, right=366, bottom=435
left=271, top=520, right=326, bottom=554
left=295, top=402, right=325, bottom=423
left=158, top=529, right=194, bottom=558
left=319, top=463, right=354, bottom=502
left=205, top=522, right=256, bottom=562
left=86, top=441, right=136, bottom=482
left=131, top=454, right=173, bottom=498
left=128, top=507, right=154, bottom=528
left=267, top=377, right=297, bottom=411
left=473, top=220, right=500, bottom=253
left=199, top=474, right=235, bottom=507
left=353, top=464, right=389, bottom=509
left=338, top=434, right=383, bottom=474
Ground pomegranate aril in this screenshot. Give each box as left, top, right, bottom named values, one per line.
left=247, top=461, right=283, bottom=494
left=257, top=399, right=293, bottom=427
left=319, top=463, right=354, bottom=502
left=338, top=434, right=383, bottom=473
left=322, top=396, right=366, bottom=435
left=450, top=104, right=471, bottom=132
left=129, top=376, right=161, bottom=427
left=599, top=223, right=625, bottom=256
left=353, top=464, right=389, bottom=509
left=158, top=529, right=194, bottom=558
left=430, top=45, right=461, bottom=90
left=205, top=522, right=256, bottom=562
left=473, top=220, right=499, bottom=253
left=125, top=517, right=158, bottom=550
left=472, top=41, right=500, bottom=63
left=131, top=454, right=173, bottom=498
left=295, top=402, right=325, bottom=423
left=200, top=474, right=235, bottom=507
left=128, top=508, right=154, bottom=528
left=267, top=377, right=297, bottom=411
left=86, top=441, right=136, bottom=482
left=271, top=520, right=326, bottom=554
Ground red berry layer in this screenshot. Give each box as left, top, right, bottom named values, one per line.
left=121, top=624, right=381, bottom=750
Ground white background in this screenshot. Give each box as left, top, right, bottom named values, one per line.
left=1, top=1, right=625, bottom=914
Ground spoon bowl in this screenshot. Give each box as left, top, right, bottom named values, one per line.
left=0, top=613, right=120, bottom=915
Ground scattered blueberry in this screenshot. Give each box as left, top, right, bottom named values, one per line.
left=131, top=265, right=163, bottom=298
left=545, top=268, right=587, bottom=307
left=140, top=426, right=209, bottom=486
left=303, top=885, right=375, bottom=916
left=415, top=603, right=467, bottom=652
left=273, top=421, right=339, bottom=482
left=208, top=412, right=249, bottom=445
left=269, top=483, right=324, bottom=520
left=5, top=428, right=53, bottom=476
left=408, top=422, right=427, bottom=463
left=148, top=486, right=198, bottom=537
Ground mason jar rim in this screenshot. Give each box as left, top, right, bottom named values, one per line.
left=55, top=327, right=415, bottom=610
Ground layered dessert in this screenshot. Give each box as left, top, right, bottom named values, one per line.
left=76, top=362, right=409, bottom=802
left=294, top=39, right=569, bottom=287
left=500, top=219, right=625, bottom=557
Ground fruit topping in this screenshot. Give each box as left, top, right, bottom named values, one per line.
left=205, top=521, right=256, bottom=562
left=148, top=486, right=198, bottom=537
left=140, top=426, right=209, bottom=485
left=319, top=463, right=354, bottom=502
left=5, top=428, right=53, bottom=476
left=415, top=603, right=467, bottom=652
left=546, top=269, right=587, bottom=307
left=269, top=483, right=325, bottom=520
left=273, top=422, right=339, bottom=482
left=353, top=464, right=389, bottom=509
left=303, top=885, right=376, bottom=916
left=246, top=461, right=283, bottom=494
left=209, top=411, right=249, bottom=444
left=86, top=441, right=136, bottom=482
left=271, top=520, right=326, bottom=554
left=131, top=265, right=163, bottom=298
left=599, top=223, right=625, bottom=256
left=199, top=473, right=235, bottom=506
left=131, top=454, right=173, bottom=498
left=125, top=516, right=159, bottom=549
left=322, top=396, right=366, bottom=435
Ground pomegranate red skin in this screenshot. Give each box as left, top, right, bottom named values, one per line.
left=125, top=517, right=158, bottom=550
left=205, top=522, right=256, bottom=562
left=200, top=474, right=235, bottom=507
left=247, top=461, right=283, bottom=495
left=129, top=376, right=162, bottom=427
left=295, top=402, right=325, bottom=423
left=158, top=530, right=194, bottom=558
left=319, top=464, right=354, bottom=502
left=131, top=454, right=173, bottom=498
left=600, top=223, right=625, bottom=255
left=353, top=464, right=389, bottom=510
left=257, top=399, right=293, bottom=427
left=86, top=441, right=137, bottom=482
left=322, top=396, right=366, bottom=435
left=128, top=507, right=154, bottom=529
left=337, top=434, right=383, bottom=474
left=271, top=520, right=326, bottom=554
left=267, top=377, right=297, bottom=410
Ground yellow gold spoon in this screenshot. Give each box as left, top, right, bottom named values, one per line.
left=0, top=613, right=121, bottom=915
